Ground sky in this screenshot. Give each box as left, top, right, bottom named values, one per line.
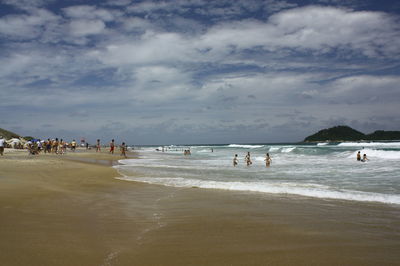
left=0, top=0, right=399, bottom=145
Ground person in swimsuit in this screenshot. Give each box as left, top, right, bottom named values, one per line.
left=0, top=136, right=5, bottom=156
left=245, top=152, right=252, bottom=166
left=96, top=139, right=101, bottom=152
left=109, top=139, right=115, bottom=154
left=120, top=142, right=127, bottom=158
left=357, top=151, right=361, bottom=161
left=233, top=154, right=239, bottom=167
left=361, top=154, right=368, bottom=162
left=264, top=153, right=272, bottom=167
left=71, top=140, right=76, bottom=152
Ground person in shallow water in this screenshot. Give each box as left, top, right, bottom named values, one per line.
left=120, top=142, right=127, bottom=158
left=233, top=154, right=239, bottom=167
left=245, top=152, right=252, bottom=166
left=264, top=153, right=272, bottom=167
left=361, top=154, right=369, bottom=162
left=357, top=151, right=361, bottom=161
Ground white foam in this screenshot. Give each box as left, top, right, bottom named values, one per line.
left=349, top=149, right=400, bottom=160
left=281, top=147, right=296, bottom=153
left=338, top=142, right=400, bottom=147
left=116, top=175, right=400, bottom=205
left=228, top=144, right=264, bottom=149
left=317, top=143, right=329, bottom=146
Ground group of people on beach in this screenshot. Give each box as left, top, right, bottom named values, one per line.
left=0, top=135, right=129, bottom=158
left=233, top=152, right=272, bottom=167
left=95, top=139, right=127, bottom=158
left=25, top=138, right=77, bottom=155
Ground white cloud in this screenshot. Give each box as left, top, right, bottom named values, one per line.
left=1, top=2, right=400, bottom=143
left=2, top=0, right=53, bottom=10
left=0, top=8, right=59, bottom=39
left=63, top=5, right=117, bottom=22
left=197, top=6, right=400, bottom=58
left=69, top=19, right=106, bottom=37
left=325, top=75, right=400, bottom=103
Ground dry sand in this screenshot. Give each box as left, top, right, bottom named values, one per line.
left=1, top=148, right=399, bottom=265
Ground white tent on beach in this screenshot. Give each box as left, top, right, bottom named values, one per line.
left=6, top=138, right=26, bottom=148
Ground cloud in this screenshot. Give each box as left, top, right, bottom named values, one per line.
left=324, top=75, right=400, bottom=103
left=1, top=1, right=400, bottom=143
left=2, top=0, right=53, bottom=10
left=68, top=19, right=106, bottom=37
left=0, top=8, right=59, bottom=40
left=62, top=5, right=117, bottom=22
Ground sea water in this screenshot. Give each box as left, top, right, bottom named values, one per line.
left=114, top=142, right=400, bottom=205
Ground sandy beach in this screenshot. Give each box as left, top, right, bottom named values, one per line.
left=1, top=148, right=399, bottom=266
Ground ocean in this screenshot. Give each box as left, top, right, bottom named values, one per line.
left=114, top=142, right=400, bottom=206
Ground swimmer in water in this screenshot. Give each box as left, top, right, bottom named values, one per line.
left=361, top=153, right=368, bottom=162
left=264, top=153, right=272, bottom=167
left=233, top=154, right=239, bottom=167
left=245, top=152, right=252, bottom=166
left=357, top=151, right=361, bottom=161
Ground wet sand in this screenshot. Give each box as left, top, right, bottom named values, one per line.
left=1, top=149, right=399, bottom=265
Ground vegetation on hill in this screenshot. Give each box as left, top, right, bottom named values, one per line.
left=304, top=126, right=365, bottom=142
left=366, top=130, right=400, bottom=141
left=0, top=128, right=21, bottom=139
left=304, top=126, right=400, bottom=142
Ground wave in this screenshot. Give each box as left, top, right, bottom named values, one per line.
left=317, top=143, right=329, bottom=146
left=281, top=147, right=296, bottom=153
left=115, top=175, right=400, bottom=205
left=349, top=149, right=400, bottom=160
left=338, top=142, right=400, bottom=147
left=228, top=144, right=265, bottom=149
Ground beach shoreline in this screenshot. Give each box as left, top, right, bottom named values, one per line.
left=1, top=148, right=399, bottom=265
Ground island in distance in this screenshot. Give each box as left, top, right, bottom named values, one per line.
left=304, top=125, right=400, bottom=142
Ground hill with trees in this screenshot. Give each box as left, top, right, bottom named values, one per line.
left=304, top=125, right=400, bottom=142
left=0, top=128, right=21, bottom=139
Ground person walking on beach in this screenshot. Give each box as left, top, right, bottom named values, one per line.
left=46, top=139, right=52, bottom=153
left=264, top=153, right=272, bottom=167
left=52, top=138, right=59, bottom=154
left=245, top=152, right=252, bottom=166
left=120, top=142, right=127, bottom=158
left=59, top=139, right=65, bottom=155
left=0, top=136, right=5, bottom=156
left=109, top=139, right=115, bottom=154
left=357, top=151, right=361, bottom=161
left=233, top=154, right=239, bottom=167
left=96, top=139, right=101, bottom=152
left=71, top=139, right=77, bottom=152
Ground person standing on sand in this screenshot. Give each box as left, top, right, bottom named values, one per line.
left=120, top=142, right=127, bottom=158
left=0, top=136, right=5, bottom=156
left=109, top=139, right=115, bottom=154
left=52, top=138, right=59, bottom=154
left=96, top=139, right=101, bottom=152
left=71, top=139, right=76, bottom=152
